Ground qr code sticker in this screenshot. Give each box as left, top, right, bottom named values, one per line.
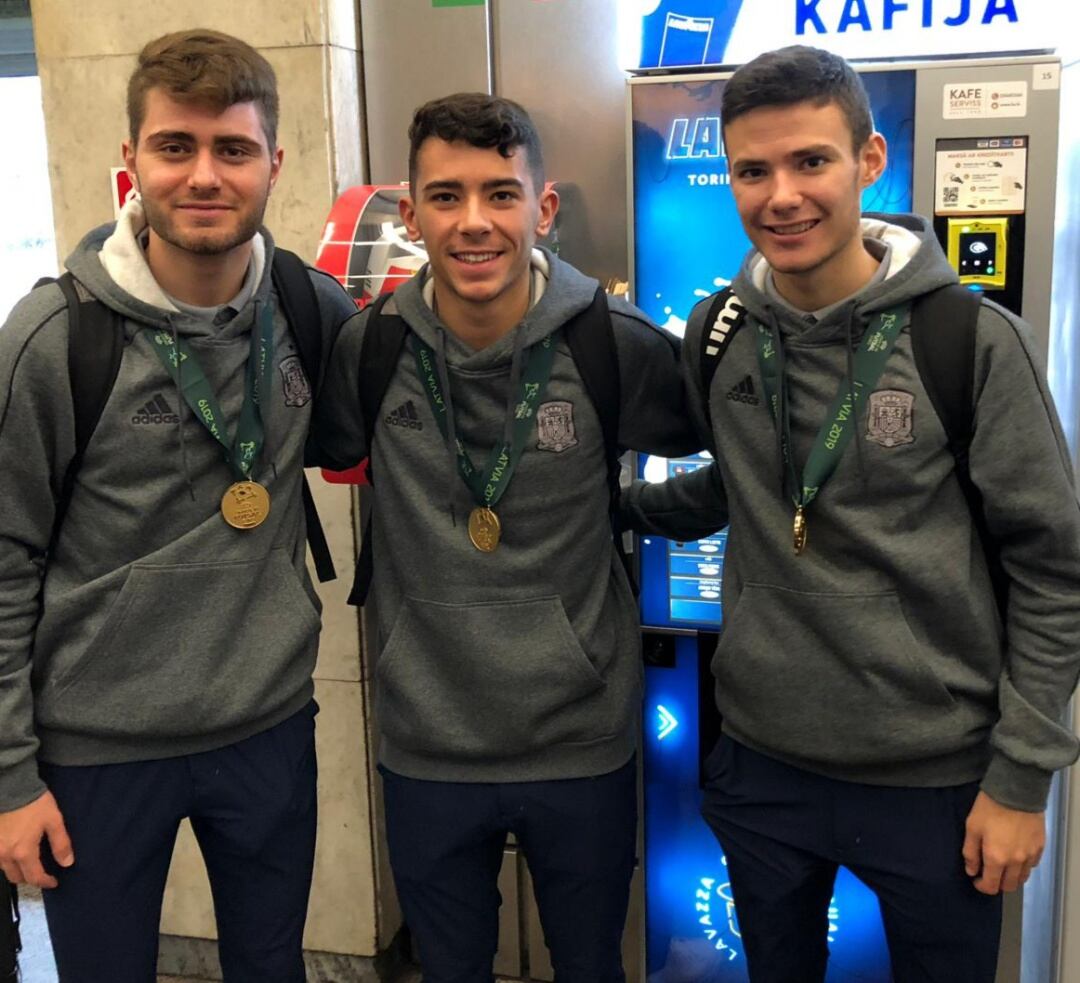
left=943, top=186, right=960, bottom=205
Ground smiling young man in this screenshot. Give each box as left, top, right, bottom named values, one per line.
left=0, top=29, right=355, bottom=981
left=312, top=93, right=699, bottom=982
left=624, top=46, right=1080, bottom=981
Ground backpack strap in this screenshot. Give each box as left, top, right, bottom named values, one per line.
left=910, top=284, right=1006, bottom=615
left=52, top=273, right=124, bottom=553
left=357, top=293, right=408, bottom=449
left=348, top=293, right=410, bottom=607
left=272, top=249, right=323, bottom=390
left=699, top=287, right=749, bottom=436
left=271, top=249, right=335, bottom=583
left=1, top=870, right=21, bottom=980
left=299, top=479, right=335, bottom=583
left=564, top=287, right=624, bottom=564
left=910, top=284, right=979, bottom=460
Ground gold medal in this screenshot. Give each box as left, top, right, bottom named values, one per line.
left=793, top=506, right=807, bottom=555
left=468, top=506, right=501, bottom=552
left=221, top=480, right=271, bottom=530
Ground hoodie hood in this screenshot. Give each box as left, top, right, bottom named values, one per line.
left=64, top=197, right=272, bottom=342
left=389, top=246, right=600, bottom=367
left=734, top=213, right=959, bottom=345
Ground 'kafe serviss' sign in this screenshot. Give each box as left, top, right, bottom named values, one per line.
left=620, top=0, right=1055, bottom=69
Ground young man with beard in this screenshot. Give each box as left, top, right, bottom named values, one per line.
left=311, top=93, right=699, bottom=982
left=624, top=46, right=1080, bottom=982
left=0, top=29, right=355, bottom=981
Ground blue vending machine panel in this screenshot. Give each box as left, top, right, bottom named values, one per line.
left=639, top=455, right=727, bottom=632
left=633, top=70, right=916, bottom=981
left=643, top=639, right=892, bottom=981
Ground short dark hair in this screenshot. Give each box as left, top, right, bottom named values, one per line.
left=128, top=29, right=279, bottom=149
left=407, top=93, right=545, bottom=191
left=722, top=46, right=873, bottom=153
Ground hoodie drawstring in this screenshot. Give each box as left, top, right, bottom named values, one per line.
left=769, top=303, right=870, bottom=498
left=845, top=306, right=868, bottom=485
left=504, top=323, right=527, bottom=446
left=170, top=314, right=196, bottom=501
left=432, top=320, right=530, bottom=526
left=434, top=328, right=457, bottom=526
left=766, top=307, right=789, bottom=497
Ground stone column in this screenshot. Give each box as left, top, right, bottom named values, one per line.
left=30, top=1, right=388, bottom=974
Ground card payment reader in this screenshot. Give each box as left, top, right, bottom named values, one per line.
left=947, top=217, right=1008, bottom=290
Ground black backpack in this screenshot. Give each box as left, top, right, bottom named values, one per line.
left=39, top=249, right=335, bottom=582
left=697, top=283, right=1007, bottom=614
left=347, top=285, right=624, bottom=606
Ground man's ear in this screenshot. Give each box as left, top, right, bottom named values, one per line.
left=859, top=132, right=888, bottom=189
left=268, top=146, right=284, bottom=191
left=399, top=194, right=422, bottom=242
left=122, top=139, right=139, bottom=192
left=535, top=184, right=559, bottom=237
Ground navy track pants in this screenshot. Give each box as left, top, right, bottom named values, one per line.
left=39, top=702, right=318, bottom=983
left=381, top=756, right=637, bottom=983
left=701, top=735, right=1002, bottom=983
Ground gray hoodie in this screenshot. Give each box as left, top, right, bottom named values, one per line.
left=625, top=215, right=1080, bottom=812
left=0, top=203, right=357, bottom=811
left=312, top=249, right=700, bottom=782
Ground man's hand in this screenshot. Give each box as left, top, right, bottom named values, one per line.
left=0, top=791, right=74, bottom=889
left=962, top=790, right=1045, bottom=895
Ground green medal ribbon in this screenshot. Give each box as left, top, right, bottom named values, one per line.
left=754, top=305, right=907, bottom=541
left=146, top=303, right=276, bottom=482
left=412, top=332, right=557, bottom=510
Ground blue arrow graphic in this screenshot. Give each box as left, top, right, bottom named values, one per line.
left=657, top=704, right=679, bottom=740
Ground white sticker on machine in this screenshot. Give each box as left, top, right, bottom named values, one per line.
left=943, top=81, right=1028, bottom=119
left=934, top=137, right=1028, bottom=216
left=1032, top=63, right=1060, bottom=90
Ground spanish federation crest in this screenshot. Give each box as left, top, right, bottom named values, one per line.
left=866, top=389, right=915, bottom=447
left=279, top=355, right=311, bottom=408
left=536, top=401, right=579, bottom=453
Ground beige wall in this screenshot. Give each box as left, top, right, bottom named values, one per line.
left=30, top=0, right=386, bottom=959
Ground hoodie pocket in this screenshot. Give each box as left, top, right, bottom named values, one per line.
left=375, top=595, right=609, bottom=759
left=49, top=548, right=320, bottom=736
left=715, top=584, right=958, bottom=766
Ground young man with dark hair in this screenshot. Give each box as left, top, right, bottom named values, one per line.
left=624, top=45, right=1080, bottom=981
left=312, top=92, right=699, bottom=983
left=0, top=28, right=356, bottom=981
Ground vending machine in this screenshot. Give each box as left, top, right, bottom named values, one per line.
left=627, top=38, right=1066, bottom=983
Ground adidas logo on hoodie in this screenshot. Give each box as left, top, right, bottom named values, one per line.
left=132, top=394, right=180, bottom=425
left=385, top=400, right=423, bottom=431
left=726, top=375, right=760, bottom=406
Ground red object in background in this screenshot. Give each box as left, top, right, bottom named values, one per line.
left=320, top=460, right=369, bottom=485
left=315, top=186, right=379, bottom=310
left=111, top=167, right=136, bottom=219
left=380, top=265, right=418, bottom=298
left=314, top=185, right=427, bottom=485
